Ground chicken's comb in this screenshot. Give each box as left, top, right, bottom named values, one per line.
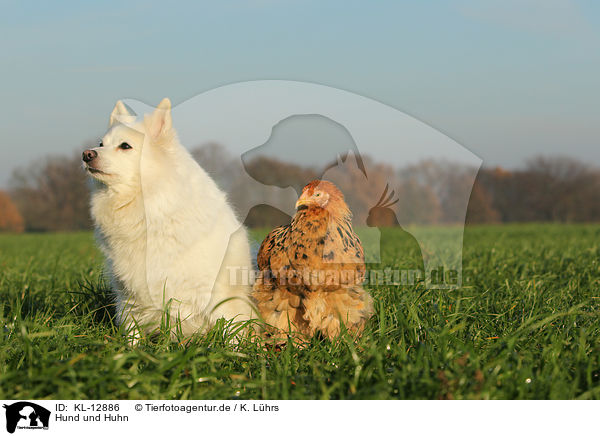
left=373, top=184, right=399, bottom=209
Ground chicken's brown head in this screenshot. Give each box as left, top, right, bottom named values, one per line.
left=295, top=180, right=350, bottom=218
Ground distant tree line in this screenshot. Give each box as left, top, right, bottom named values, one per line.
left=473, top=156, right=600, bottom=223
left=1, top=143, right=599, bottom=233
left=5, top=152, right=91, bottom=232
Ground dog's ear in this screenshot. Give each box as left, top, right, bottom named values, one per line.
left=109, top=100, right=136, bottom=126
left=146, top=98, right=173, bottom=140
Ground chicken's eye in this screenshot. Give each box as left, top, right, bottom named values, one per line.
left=315, top=193, right=321, bottom=197
left=119, top=142, right=132, bottom=150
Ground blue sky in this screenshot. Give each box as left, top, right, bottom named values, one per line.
left=0, top=0, right=599, bottom=187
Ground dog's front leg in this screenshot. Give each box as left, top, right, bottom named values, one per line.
left=114, top=296, right=145, bottom=345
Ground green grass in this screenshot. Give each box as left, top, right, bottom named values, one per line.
left=1, top=224, right=599, bottom=399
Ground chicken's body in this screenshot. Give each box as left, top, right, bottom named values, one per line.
left=252, top=180, right=373, bottom=341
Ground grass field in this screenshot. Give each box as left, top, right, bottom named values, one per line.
left=1, top=224, right=599, bottom=399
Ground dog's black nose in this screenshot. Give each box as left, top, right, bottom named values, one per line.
left=82, top=149, right=98, bottom=163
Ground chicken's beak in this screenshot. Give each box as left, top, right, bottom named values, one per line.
left=295, top=193, right=312, bottom=210
left=295, top=199, right=311, bottom=209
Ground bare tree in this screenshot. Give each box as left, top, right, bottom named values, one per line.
left=465, top=181, right=500, bottom=224
left=9, top=152, right=91, bottom=231
left=524, top=156, right=600, bottom=222
left=191, top=142, right=237, bottom=189
left=0, top=191, right=25, bottom=233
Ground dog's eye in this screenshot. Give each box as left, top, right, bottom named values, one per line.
left=98, top=142, right=104, bottom=147
left=119, top=142, right=132, bottom=150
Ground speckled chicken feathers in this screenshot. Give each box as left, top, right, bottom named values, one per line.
left=253, top=180, right=373, bottom=341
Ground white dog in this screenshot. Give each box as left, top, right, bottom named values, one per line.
left=83, top=98, right=254, bottom=340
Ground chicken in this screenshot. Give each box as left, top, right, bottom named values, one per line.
left=252, top=180, right=374, bottom=341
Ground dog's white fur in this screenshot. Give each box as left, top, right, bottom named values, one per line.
left=86, top=98, right=254, bottom=340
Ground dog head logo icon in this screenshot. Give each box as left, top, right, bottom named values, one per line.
left=3, top=402, right=50, bottom=434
